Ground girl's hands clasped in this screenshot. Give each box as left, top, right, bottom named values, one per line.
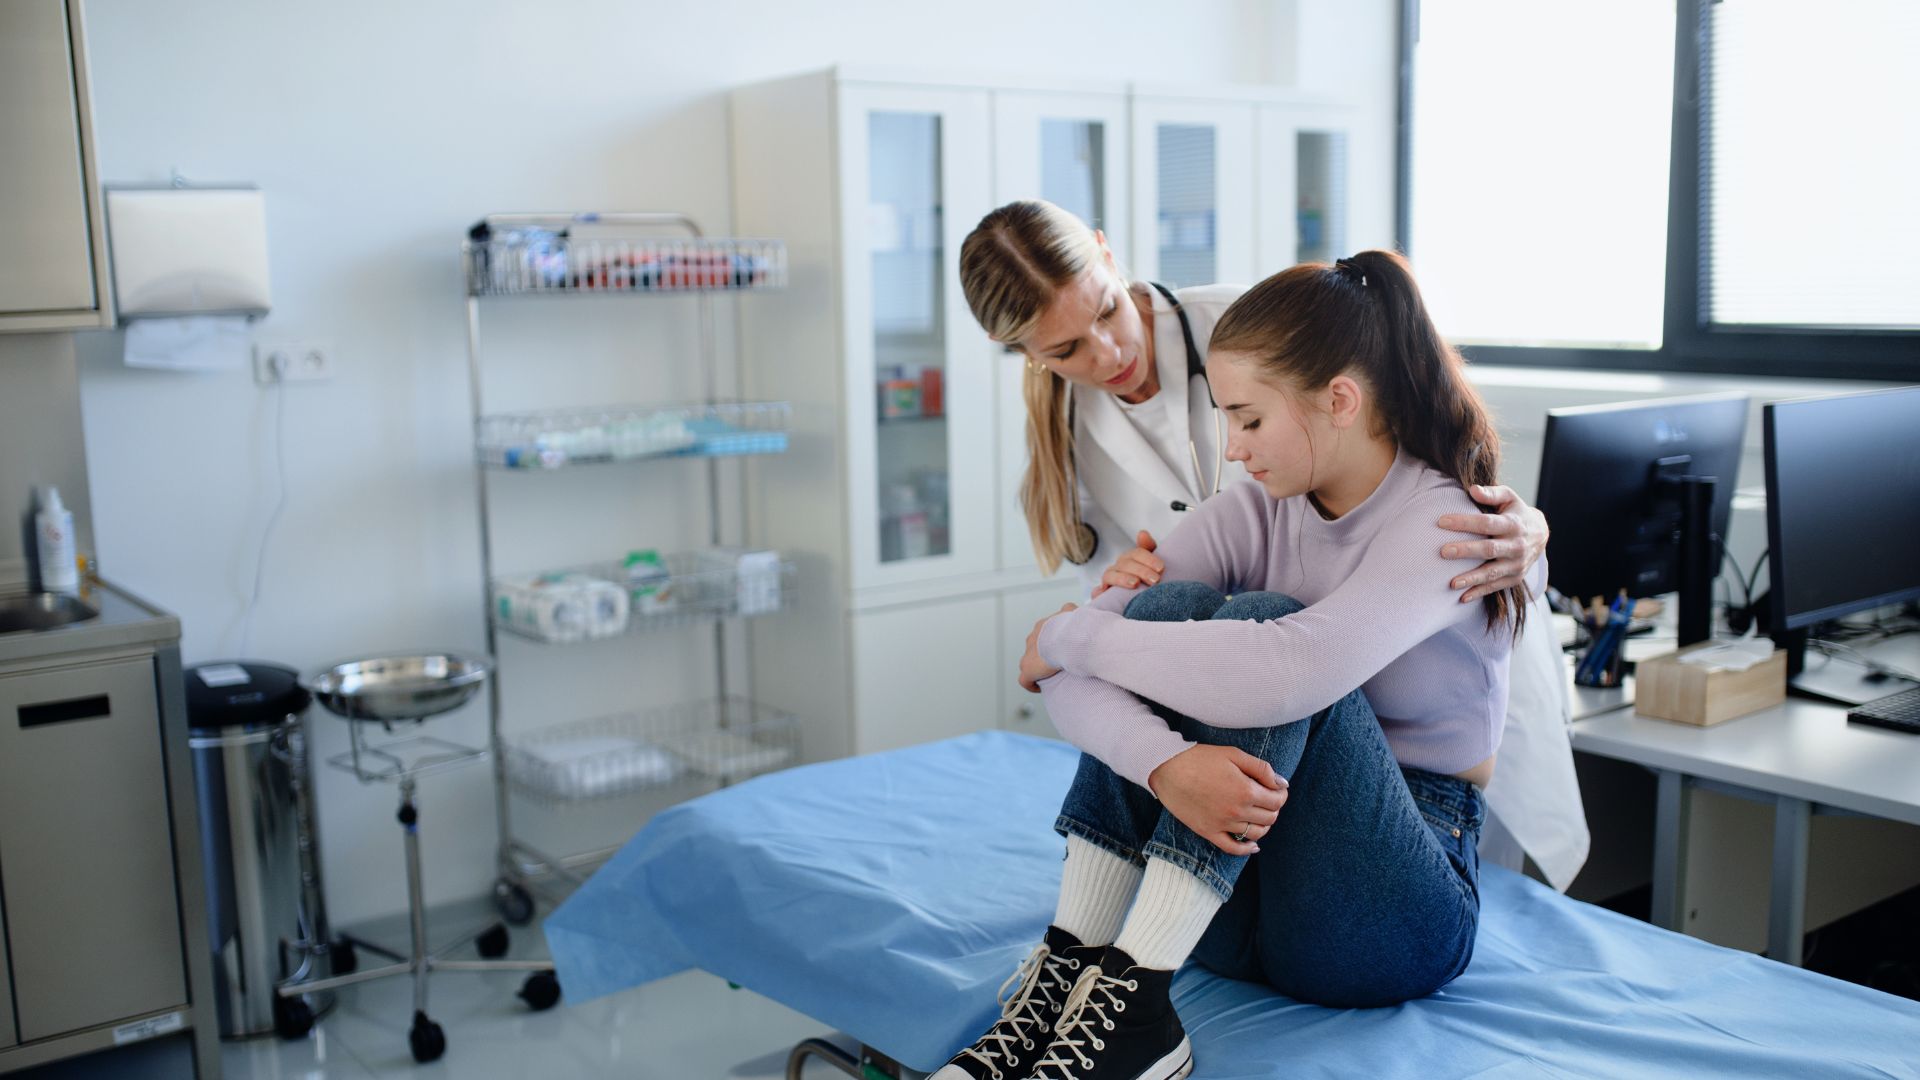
left=1146, top=745, right=1289, bottom=856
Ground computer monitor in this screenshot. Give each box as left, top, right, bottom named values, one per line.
left=1535, top=392, right=1750, bottom=646
left=1763, top=386, right=1920, bottom=695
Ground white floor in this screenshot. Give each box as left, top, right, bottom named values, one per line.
left=10, top=899, right=837, bottom=1079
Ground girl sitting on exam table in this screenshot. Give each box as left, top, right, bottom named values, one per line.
left=931, top=250, right=1542, bottom=1080
left=959, top=201, right=1583, bottom=903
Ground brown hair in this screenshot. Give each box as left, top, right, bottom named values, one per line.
left=1210, top=250, right=1526, bottom=635
left=958, top=200, right=1108, bottom=573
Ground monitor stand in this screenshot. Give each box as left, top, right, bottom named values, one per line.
left=1787, top=643, right=1920, bottom=706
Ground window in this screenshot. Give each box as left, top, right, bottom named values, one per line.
left=1401, top=0, right=1920, bottom=379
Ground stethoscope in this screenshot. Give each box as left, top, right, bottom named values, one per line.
left=1065, top=282, right=1226, bottom=562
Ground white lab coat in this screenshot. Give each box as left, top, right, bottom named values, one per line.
left=1065, top=283, right=1589, bottom=889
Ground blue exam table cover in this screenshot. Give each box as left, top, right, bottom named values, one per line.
left=545, top=731, right=1920, bottom=1078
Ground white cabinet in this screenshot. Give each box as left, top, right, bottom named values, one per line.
left=1256, top=101, right=1382, bottom=274
left=1130, top=95, right=1258, bottom=287
left=852, top=595, right=999, bottom=755
left=733, top=69, right=1374, bottom=766
left=0, top=0, right=111, bottom=332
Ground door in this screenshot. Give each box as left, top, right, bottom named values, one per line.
left=0, top=0, right=97, bottom=316
left=991, top=90, right=1132, bottom=573
left=1256, top=103, right=1362, bottom=273
left=851, top=594, right=999, bottom=755
left=0, top=656, right=185, bottom=1041
left=998, top=581, right=1085, bottom=743
left=1130, top=97, right=1257, bottom=288
left=839, top=83, right=997, bottom=589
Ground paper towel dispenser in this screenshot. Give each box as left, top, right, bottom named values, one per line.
left=105, top=186, right=270, bottom=319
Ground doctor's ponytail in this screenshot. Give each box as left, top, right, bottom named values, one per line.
left=960, top=201, right=1105, bottom=574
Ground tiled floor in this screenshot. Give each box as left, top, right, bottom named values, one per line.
left=10, top=899, right=835, bottom=1079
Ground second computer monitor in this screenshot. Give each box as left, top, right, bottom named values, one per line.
left=1535, top=392, right=1750, bottom=644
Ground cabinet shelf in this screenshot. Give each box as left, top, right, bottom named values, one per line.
left=465, top=231, right=787, bottom=298
left=477, top=402, right=790, bottom=469
left=502, top=697, right=798, bottom=806
left=491, top=550, right=794, bottom=645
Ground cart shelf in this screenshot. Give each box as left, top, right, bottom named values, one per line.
left=465, top=230, right=787, bottom=298
left=502, top=697, right=798, bottom=806
left=477, top=402, right=790, bottom=469
left=490, top=549, right=794, bottom=644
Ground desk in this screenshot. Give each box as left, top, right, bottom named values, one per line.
left=1570, top=635, right=1920, bottom=966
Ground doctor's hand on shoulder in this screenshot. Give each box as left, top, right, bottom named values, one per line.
left=1018, top=604, right=1076, bottom=693
left=1437, top=484, right=1551, bottom=604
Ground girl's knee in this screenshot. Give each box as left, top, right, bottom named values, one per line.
left=1124, top=580, right=1227, bottom=622
left=1211, top=591, right=1306, bottom=622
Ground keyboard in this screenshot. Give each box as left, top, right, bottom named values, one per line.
left=1847, top=685, right=1920, bottom=735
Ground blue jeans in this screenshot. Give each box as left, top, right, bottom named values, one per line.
left=1054, top=581, right=1484, bottom=1008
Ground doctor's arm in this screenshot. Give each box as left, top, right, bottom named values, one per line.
left=1436, top=485, right=1549, bottom=604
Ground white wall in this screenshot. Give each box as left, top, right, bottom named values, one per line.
left=72, top=0, right=1384, bottom=926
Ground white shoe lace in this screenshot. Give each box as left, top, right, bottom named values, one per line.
left=956, top=943, right=1083, bottom=1080
left=1031, top=964, right=1139, bottom=1080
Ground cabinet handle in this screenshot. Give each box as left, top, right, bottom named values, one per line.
left=19, top=694, right=111, bottom=729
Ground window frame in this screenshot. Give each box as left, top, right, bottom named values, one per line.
left=1397, top=0, right=1920, bottom=382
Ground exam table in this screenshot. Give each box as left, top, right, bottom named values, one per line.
left=545, top=731, right=1920, bottom=1078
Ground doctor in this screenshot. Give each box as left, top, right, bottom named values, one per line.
left=958, top=199, right=1587, bottom=889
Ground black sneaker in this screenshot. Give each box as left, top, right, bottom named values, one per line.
left=931, top=926, right=1104, bottom=1080
left=1028, top=945, right=1191, bottom=1080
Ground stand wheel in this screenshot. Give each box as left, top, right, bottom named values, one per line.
left=329, top=938, right=358, bottom=975
left=409, top=1011, right=446, bottom=1063
left=273, top=993, right=314, bottom=1040
left=519, top=971, right=562, bottom=1011
left=476, top=923, right=510, bottom=959
left=494, top=879, right=535, bottom=925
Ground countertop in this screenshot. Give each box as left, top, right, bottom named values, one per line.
left=0, top=578, right=181, bottom=665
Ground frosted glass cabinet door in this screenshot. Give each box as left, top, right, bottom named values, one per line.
left=1131, top=99, right=1255, bottom=288
left=1257, top=104, right=1361, bottom=273
left=991, top=90, right=1130, bottom=572
left=840, top=85, right=995, bottom=588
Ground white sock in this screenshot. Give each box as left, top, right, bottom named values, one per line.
left=1111, top=857, right=1223, bottom=971
left=1052, top=835, right=1143, bottom=947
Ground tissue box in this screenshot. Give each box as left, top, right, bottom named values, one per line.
left=1634, top=642, right=1788, bottom=726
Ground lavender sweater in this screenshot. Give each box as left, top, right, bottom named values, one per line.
left=1037, top=448, right=1543, bottom=790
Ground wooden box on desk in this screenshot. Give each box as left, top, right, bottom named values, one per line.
left=1633, top=643, right=1788, bottom=726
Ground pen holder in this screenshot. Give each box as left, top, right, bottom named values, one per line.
left=1574, top=633, right=1628, bottom=688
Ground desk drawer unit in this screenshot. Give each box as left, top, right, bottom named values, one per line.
left=0, top=655, right=185, bottom=1042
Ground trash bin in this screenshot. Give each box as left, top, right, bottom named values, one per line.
left=187, top=661, right=341, bottom=1039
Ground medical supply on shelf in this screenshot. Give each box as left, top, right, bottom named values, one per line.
left=493, top=572, right=630, bottom=643
left=623, top=550, right=676, bottom=615
left=731, top=550, right=783, bottom=616
left=505, top=735, right=684, bottom=803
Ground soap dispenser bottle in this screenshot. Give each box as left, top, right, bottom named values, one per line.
left=35, top=486, right=79, bottom=595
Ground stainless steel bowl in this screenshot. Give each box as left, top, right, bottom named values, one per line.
left=301, top=653, right=491, bottom=722
left=0, top=592, right=100, bottom=634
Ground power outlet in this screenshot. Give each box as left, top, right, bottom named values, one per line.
left=253, top=342, right=334, bottom=384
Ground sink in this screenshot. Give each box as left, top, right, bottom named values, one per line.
left=0, top=592, right=101, bottom=634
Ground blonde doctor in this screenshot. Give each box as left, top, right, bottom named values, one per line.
left=958, top=199, right=1587, bottom=889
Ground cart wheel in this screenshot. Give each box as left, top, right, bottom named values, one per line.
left=518, top=971, right=562, bottom=1012
left=409, top=1011, right=446, bottom=1063
left=329, top=938, right=358, bottom=976
left=476, top=923, right=510, bottom=959
left=273, top=994, right=314, bottom=1040
left=493, top=879, right=535, bottom=925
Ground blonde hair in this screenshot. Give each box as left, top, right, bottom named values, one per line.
left=959, top=200, right=1108, bottom=574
